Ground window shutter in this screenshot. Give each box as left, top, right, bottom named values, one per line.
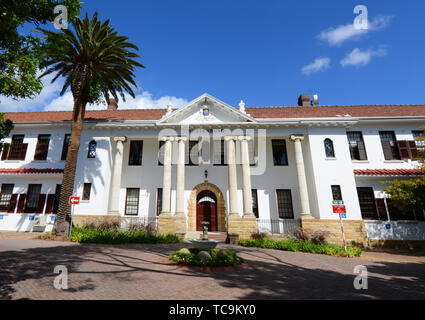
left=408, top=141, right=419, bottom=159
left=213, top=139, right=222, bottom=164
left=18, top=143, right=28, bottom=160
left=8, top=194, right=18, bottom=213
left=34, top=140, right=42, bottom=160
left=375, top=199, right=387, bottom=221
left=45, top=194, right=55, bottom=214
left=381, top=141, right=393, bottom=160
left=36, top=194, right=46, bottom=213
left=16, top=194, right=26, bottom=213
left=1, top=143, right=10, bottom=160
left=357, top=140, right=367, bottom=160
left=397, top=141, right=410, bottom=159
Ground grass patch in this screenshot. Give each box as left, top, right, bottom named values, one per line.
left=70, top=226, right=181, bottom=244
left=239, top=238, right=362, bottom=257
left=169, top=248, right=244, bottom=267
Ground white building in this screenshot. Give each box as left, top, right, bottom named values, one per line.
left=1, top=93, right=424, bottom=245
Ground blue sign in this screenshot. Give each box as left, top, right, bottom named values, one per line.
left=341, top=213, right=347, bottom=219
left=51, top=216, right=55, bottom=222
left=0, top=215, right=3, bottom=220
left=385, top=223, right=391, bottom=230
left=29, top=216, right=34, bottom=221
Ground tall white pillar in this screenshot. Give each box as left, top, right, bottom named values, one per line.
left=175, top=137, right=187, bottom=217
left=239, top=136, right=254, bottom=217
left=108, top=136, right=127, bottom=215
left=290, top=135, right=313, bottom=219
left=225, top=136, right=238, bottom=216
left=161, top=137, right=173, bottom=216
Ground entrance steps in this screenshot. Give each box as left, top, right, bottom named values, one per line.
left=185, top=231, right=227, bottom=243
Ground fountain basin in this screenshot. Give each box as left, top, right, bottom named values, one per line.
left=188, top=239, right=220, bottom=251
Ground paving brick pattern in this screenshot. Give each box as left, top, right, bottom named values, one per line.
left=0, top=239, right=424, bottom=300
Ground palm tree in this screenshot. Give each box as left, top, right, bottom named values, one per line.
left=38, top=13, right=144, bottom=236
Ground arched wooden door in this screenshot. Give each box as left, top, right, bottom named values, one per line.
left=196, top=190, right=217, bottom=231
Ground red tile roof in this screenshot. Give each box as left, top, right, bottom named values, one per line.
left=4, top=109, right=168, bottom=123
left=0, top=168, right=64, bottom=174
left=4, top=104, right=425, bottom=123
left=354, top=169, right=424, bottom=176
left=245, top=105, right=425, bottom=119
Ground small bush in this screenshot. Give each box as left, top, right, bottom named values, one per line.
left=238, top=238, right=362, bottom=258
left=70, top=226, right=180, bottom=244
left=169, top=249, right=244, bottom=267
left=250, top=232, right=267, bottom=240
left=292, top=227, right=330, bottom=244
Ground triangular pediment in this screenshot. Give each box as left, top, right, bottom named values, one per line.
left=158, top=93, right=256, bottom=125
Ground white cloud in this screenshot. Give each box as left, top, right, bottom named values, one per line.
left=43, top=91, right=189, bottom=111
left=301, top=57, right=331, bottom=75
left=340, top=47, right=387, bottom=67
left=318, top=15, right=392, bottom=46
left=0, top=73, right=63, bottom=112
left=0, top=72, right=189, bottom=112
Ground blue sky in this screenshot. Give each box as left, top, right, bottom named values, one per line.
left=2, top=0, right=425, bottom=112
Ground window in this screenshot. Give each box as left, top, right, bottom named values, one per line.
left=8, top=135, right=27, bottom=160
left=158, top=141, right=165, bottom=165
left=276, top=190, right=294, bottom=219
left=0, top=184, right=14, bottom=211
left=347, top=132, right=367, bottom=160
left=252, top=189, right=259, bottom=218
left=213, top=139, right=225, bottom=166
left=53, top=184, right=61, bottom=214
left=412, top=130, right=425, bottom=151
left=157, top=188, right=162, bottom=216
left=331, top=185, right=342, bottom=201
left=324, top=138, right=335, bottom=158
left=248, top=138, right=256, bottom=165
left=82, top=183, right=92, bottom=200
left=25, top=184, right=41, bottom=213
left=379, top=131, right=400, bottom=160
left=272, top=140, right=288, bottom=166
left=128, top=140, right=143, bottom=165
left=87, top=140, right=97, bottom=159
left=61, top=134, right=71, bottom=160
left=187, top=140, right=199, bottom=166
left=125, top=188, right=139, bottom=215
left=357, top=187, right=378, bottom=220
left=34, top=134, right=50, bottom=160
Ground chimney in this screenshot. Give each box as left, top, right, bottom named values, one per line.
left=298, top=94, right=310, bottom=107
left=107, top=98, right=118, bottom=111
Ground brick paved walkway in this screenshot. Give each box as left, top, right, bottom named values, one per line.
left=0, top=238, right=424, bottom=300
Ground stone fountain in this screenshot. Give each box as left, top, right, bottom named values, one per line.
left=188, top=221, right=220, bottom=250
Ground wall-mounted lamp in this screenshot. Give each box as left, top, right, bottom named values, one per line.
left=204, top=169, right=208, bottom=181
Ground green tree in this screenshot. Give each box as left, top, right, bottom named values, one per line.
left=37, top=13, right=144, bottom=236
left=384, top=127, right=425, bottom=215
left=0, top=113, right=14, bottom=153
left=0, top=0, right=81, bottom=99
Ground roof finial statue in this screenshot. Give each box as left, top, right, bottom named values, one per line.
left=166, top=103, right=173, bottom=115
left=239, top=100, right=246, bottom=113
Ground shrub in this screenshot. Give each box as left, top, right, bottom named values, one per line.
left=70, top=226, right=180, bottom=244
left=238, top=238, right=362, bottom=258
left=250, top=232, right=267, bottom=240
left=292, top=227, right=330, bottom=244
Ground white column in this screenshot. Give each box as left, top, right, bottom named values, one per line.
left=290, top=135, right=313, bottom=219
left=161, top=137, right=173, bottom=216
left=225, top=136, right=238, bottom=216
left=239, top=136, right=254, bottom=217
left=108, top=136, right=127, bottom=215
left=175, top=137, right=187, bottom=217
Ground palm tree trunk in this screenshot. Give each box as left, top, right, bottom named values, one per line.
left=53, top=65, right=88, bottom=236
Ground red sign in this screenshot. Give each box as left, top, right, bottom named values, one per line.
left=69, top=196, right=80, bottom=205
left=332, top=205, right=346, bottom=214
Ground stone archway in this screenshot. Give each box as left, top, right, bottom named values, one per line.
left=188, top=182, right=226, bottom=232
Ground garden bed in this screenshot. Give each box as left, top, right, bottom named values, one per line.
left=169, top=248, right=244, bottom=267
left=239, top=238, right=362, bottom=257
